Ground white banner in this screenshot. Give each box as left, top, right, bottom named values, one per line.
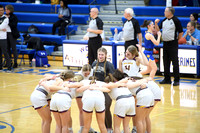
left=160, top=48, right=197, bottom=74
left=63, top=43, right=113, bottom=67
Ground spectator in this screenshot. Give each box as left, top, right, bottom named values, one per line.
left=190, top=13, right=200, bottom=30
left=155, top=7, right=183, bottom=86
left=52, top=0, right=71, bottom=36
left=5, top=5, right=20, bottom=68
left=0, top=5, right=11, bottom=72
left=182, top=21, right=200, bottom=45
left=113, top=28, right=124, bottom=41
left=87, top=8, right=103, bottom=65
left=123, top=8, right=142, bottom=52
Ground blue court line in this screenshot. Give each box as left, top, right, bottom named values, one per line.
left=0, top=121, right=15, bottom=133
left=0, top=105, right=32, bottom=115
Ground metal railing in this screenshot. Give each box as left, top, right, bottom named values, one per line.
left=114, top=0, right=118, bottom=14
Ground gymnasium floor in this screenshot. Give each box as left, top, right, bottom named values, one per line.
left=0, top=60, right=200, bottom=133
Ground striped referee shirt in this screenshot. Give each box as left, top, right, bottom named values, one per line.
left=159, top=16, right=183, bottom=41
left=88, top=17, right=103, bottom=38
left=123, top=17, right=141, bottom=41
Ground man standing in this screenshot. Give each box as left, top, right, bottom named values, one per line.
left=87, top=8, right=103, bottom=65
left=0, top=5, right=11, bottom=72
left=123, top=8, right=142, bottom=51
left=155, top=7, right=183, bottom=86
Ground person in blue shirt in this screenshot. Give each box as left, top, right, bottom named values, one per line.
left=140, top=20, right=161, bottom=80
left=52, top=0, right=71, bottom=35
left=183, top=21, right=200, bottom=45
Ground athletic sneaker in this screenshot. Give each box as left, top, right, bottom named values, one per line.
left=89, top=128, right=98, bottom=133
left=6, top=68, right=12, bottom=73
left=107, top=129, right=113, bottom=133
left=68, top=130, right=73, bottom=133
left=131, top=128, right=137, bottom=133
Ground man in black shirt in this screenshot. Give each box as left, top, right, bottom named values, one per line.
left=123, top=8, right=142, bottom=51
left=87, top=8, right=103, bottom=65
left=155, top=7, right=183, bottom=86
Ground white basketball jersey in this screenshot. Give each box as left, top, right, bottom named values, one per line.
left=122, top=58, right=141, bottom=77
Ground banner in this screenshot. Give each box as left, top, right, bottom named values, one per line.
left=160, top=48, right=197, bottom=74
left=63, top=43, right=113, bottom=67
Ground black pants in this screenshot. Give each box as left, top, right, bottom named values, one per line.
left=88, top=35, right=102, bottom=65
left=7, top=32, right=18, bottom=64
left=124, top=39, right=138, bottom=52
left=103, top=92, right=112, bottom=129
left=52, top=19, right=69, bottom=35
left=0, top=39, right=11, bottom=69
left=163, top=40, right=180, bottom=82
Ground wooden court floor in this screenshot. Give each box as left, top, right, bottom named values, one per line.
left=0, top=60, right=200, bottom=133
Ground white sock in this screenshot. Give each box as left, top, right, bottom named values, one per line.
left=79, top=126, right=84, bottom=131
left=68, top=128, right=73, bottom=131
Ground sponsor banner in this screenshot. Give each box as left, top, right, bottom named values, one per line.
left=63, top=43, right=112, bottom=67
left=160, top=48, right=197, bottom=74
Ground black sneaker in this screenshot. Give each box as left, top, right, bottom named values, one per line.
left=6, top=68, right=12, bottom=73
left=0, top=68, right=3, bottom=72
left=173, top=81, right=180, bottom=86
left=13, top=63, right=18, bottom=68
left=159, top=79, right=171, bottom=84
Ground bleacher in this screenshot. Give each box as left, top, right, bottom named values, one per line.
left=18, top=23, right=78, bottom=35
left=0, top=2, right=100, bottom=13
left=133, top=6, right=200, bottom=17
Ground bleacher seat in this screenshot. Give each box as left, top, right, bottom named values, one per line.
left=19, top=33, right=65, bottom=45
left=122, top=16, right=190, bottom=28
left=17, top=23, right=78, bottom=34
left=133, top=7, right=200, bottom=17
left=86, top=0, right=110, bottom=4
left=28, top=34, right=66, bottom=45
left=15, top=12, right=89, bottom=24
left=1, top=2, right=100, bottom=14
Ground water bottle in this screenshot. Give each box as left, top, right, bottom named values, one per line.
left=32, top=58, right=36, bottom=68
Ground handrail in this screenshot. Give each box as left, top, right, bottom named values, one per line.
left=88, top=0, right=96, bottom=20
left=114, top=0, right=118, bottom=14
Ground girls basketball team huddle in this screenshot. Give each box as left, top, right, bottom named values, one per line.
left=30, top=40, right=161, bottom=133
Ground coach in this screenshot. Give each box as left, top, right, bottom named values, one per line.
left=155, top=7, right=183, bottom=86
left=87, top=8, right=103, bottom=65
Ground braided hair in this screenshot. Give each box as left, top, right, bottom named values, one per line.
left=94, top=47, right=108, bottom=78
